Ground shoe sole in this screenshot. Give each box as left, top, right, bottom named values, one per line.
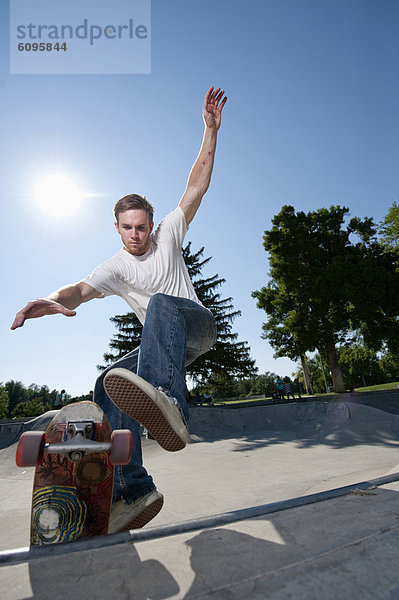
left=104, top=374, right=186, bottom=452
left=120, top=495, right=164, bottom=531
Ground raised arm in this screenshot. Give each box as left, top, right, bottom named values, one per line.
left=179, top=86, right=227, bottom=225
left=11, top=281, right=102, bottom=330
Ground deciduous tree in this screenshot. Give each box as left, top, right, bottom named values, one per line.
left=253, top=205, right=399, bottom=392
left=379, top=201, right=399, bottom=254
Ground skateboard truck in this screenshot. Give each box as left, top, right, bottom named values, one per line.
left=44, top=420, right=112, bottom=462
left=16, top=407, right=132, bottom=471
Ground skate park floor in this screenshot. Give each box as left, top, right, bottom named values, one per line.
left=0, top=391, right=399, bottom=599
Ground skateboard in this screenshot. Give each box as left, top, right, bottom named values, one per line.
left=16, top=401, right=132, bottom=546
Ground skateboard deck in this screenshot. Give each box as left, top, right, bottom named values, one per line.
left=16, top=401, right=131, bottom=546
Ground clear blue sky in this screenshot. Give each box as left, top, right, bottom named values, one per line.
left=1, top=0, right=398, bottom=396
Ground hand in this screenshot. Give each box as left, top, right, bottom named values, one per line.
left=203, top=86, right=227, bottom=131
left=11, top=298, right=76, bottom=330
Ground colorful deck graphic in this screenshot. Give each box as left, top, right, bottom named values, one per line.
left=32, top=485, right=87, bottom=545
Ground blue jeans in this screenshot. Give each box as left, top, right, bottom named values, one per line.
left=93, top=294, right=217, bottom=503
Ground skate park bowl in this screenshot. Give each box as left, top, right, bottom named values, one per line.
left=0, top=391, right=399, bottom=599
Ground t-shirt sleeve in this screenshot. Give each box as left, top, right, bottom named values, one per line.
left=156, top=206, right=188, bottom=249
left=82, top=260, right=120, bottom=297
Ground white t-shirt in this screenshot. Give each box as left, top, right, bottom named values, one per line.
left=83, top=206, right=204, bottom=324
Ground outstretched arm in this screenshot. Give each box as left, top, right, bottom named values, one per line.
left=11, top=281, right=102, bottom=330
left=179, top=86, right=227, bottom=225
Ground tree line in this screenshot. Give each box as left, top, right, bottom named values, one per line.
left=0, top=381, right=91, bottom=420
left=294, top=343, right=398, bottom=394
left=190, top=340, right=398, bottom=400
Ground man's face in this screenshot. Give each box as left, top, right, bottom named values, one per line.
left=115, top=209, right=154, bottom=256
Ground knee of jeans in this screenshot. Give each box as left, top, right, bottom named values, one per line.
left=201, top=333, right=215, bottom=354
left=202, top=320, right=217, bottom=352
left=93, top=369, right=106, bottom=399
left=212, top=322, right=217, bottom=346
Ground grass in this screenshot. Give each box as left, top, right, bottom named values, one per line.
left=213, top=394, right=311, bottom=406
left=354, top=382, right=399, bottom=392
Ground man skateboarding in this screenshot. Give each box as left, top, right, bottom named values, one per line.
left=11, top=86, right=227, bottom=533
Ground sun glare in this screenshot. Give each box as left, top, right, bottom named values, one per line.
left=34, top=174, right=86, bottom=217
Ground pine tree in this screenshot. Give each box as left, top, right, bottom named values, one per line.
left=100, top=242, right=257, bottom=387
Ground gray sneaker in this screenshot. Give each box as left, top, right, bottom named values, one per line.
left=109, top=489, right=164, bottom=533
left=103, top=368, right=189, bottom=452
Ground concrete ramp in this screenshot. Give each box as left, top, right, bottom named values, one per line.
left=22, top=410, right=58, bottom=431
left=1, top=395, right=399, bottom=599
left=188, top=400, right=399, bottom=448
left=0, top=422, right=24, bottom=450
left=0, top=411, right=57, bottom=450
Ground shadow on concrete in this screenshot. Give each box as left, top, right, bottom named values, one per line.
left=7, top=486, right=398, bottom=600
left=183, top=488, right=399, bottom=599
left=26, top=543, right=179, bottom=600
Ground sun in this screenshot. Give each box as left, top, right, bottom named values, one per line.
left=34, top=174, right=86, bottom=217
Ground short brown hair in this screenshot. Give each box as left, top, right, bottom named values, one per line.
left=113, top=194, right=154, bottom=225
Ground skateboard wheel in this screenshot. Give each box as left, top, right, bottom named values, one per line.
left=16, top=431, right=45, bottom=467
left=110, top=430, right=132, bottom=465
